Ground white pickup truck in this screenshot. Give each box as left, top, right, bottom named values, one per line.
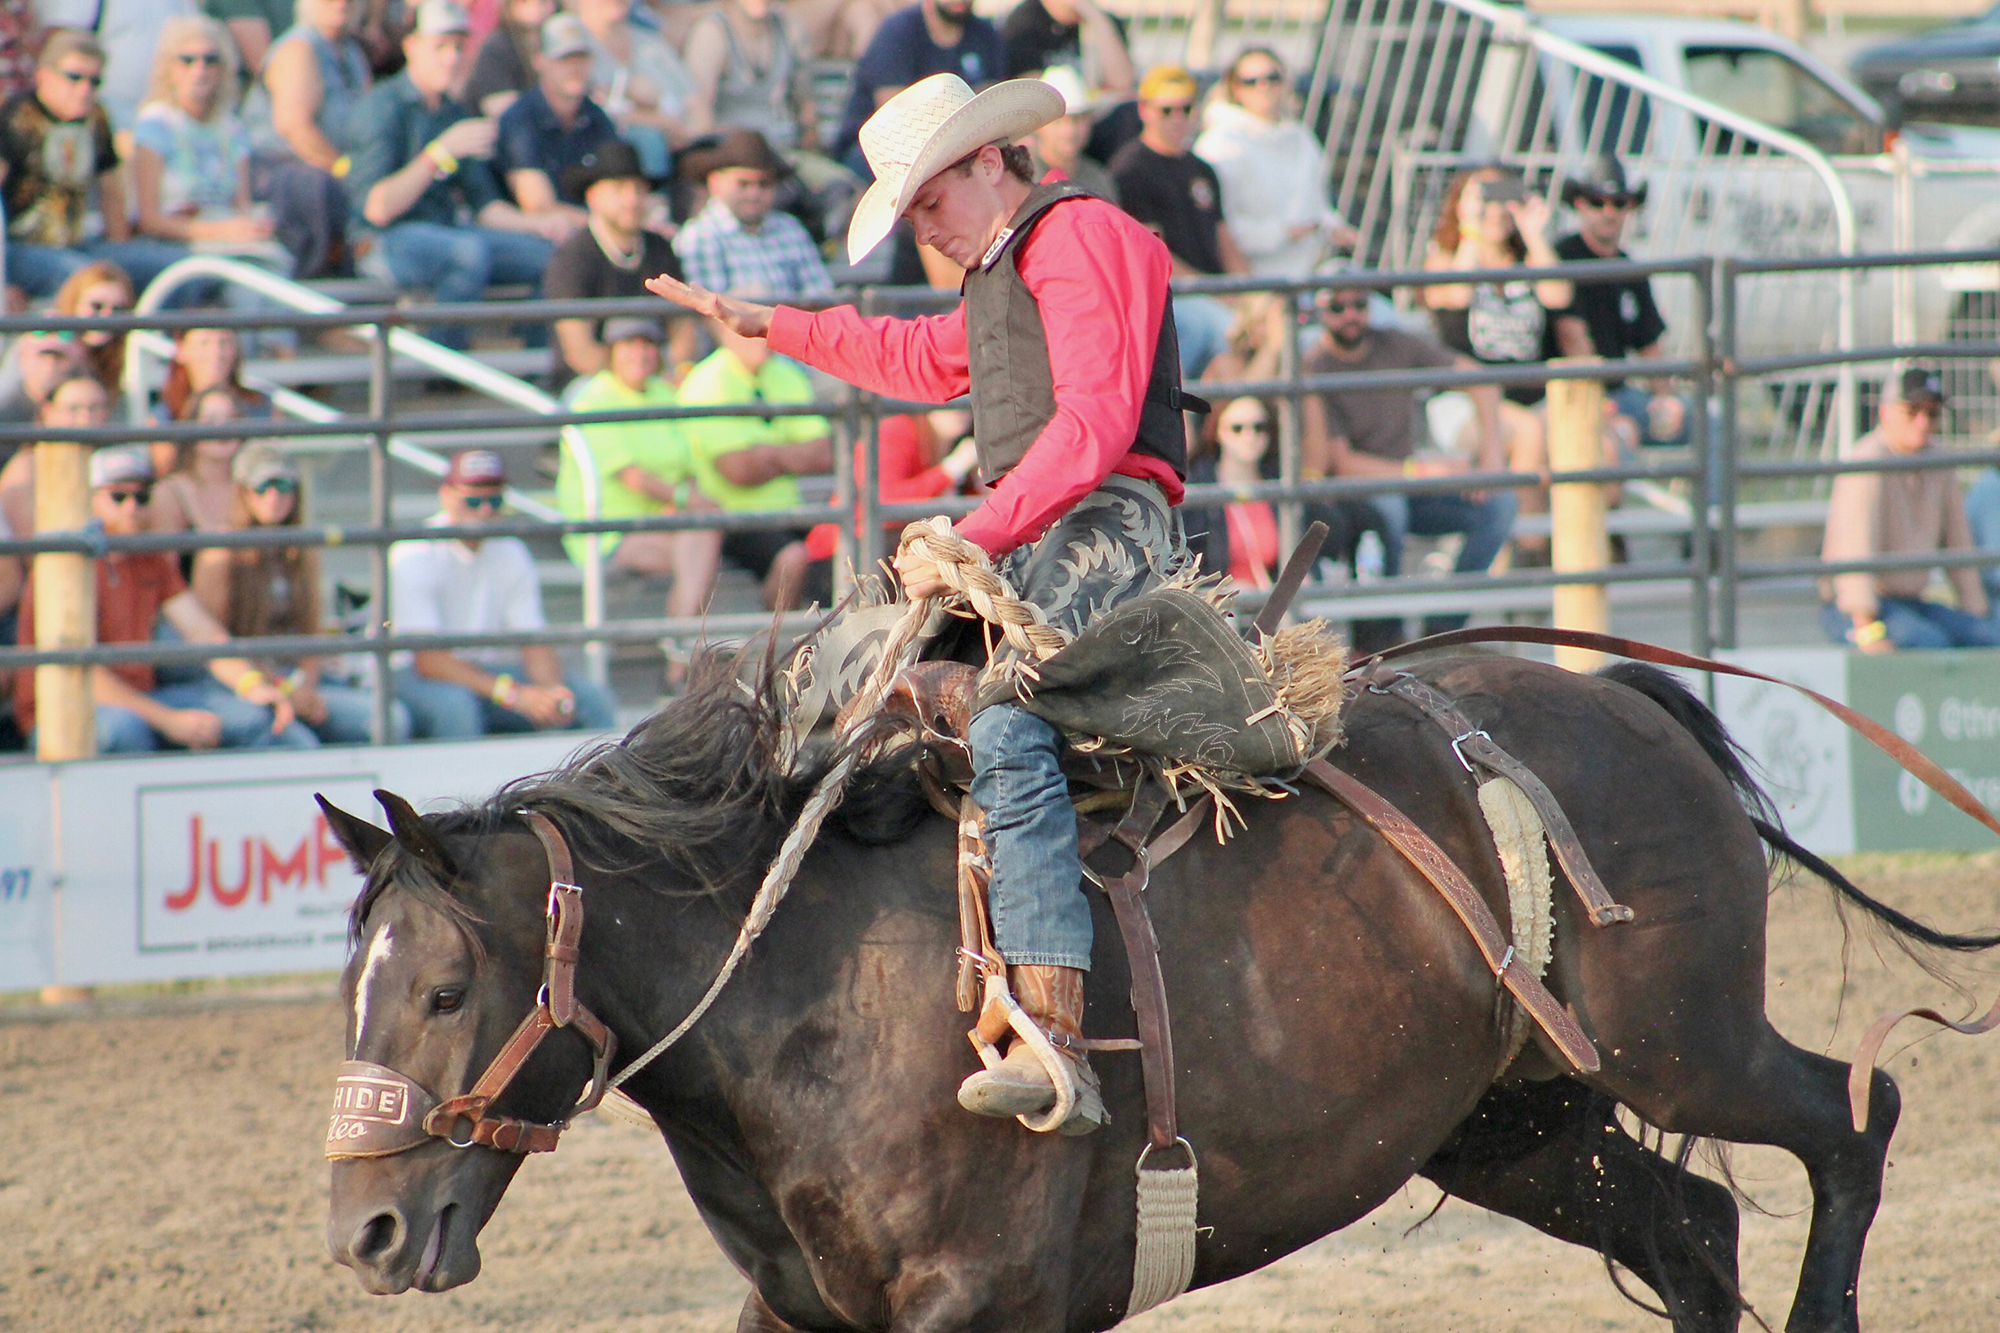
left=1296, top=0, right=2000, bottom=442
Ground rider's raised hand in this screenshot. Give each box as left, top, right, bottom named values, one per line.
left=644, top=273, right=775, bottom=339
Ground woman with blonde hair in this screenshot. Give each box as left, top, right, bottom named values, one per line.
left=132, top=16, right=274, bottom=251
left=1194, top=48, right=1358, bottom=277
left=190, top=443, right=410, bottom=743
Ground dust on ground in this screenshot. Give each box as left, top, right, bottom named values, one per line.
left=5, top=853, right=1999, bottom=1332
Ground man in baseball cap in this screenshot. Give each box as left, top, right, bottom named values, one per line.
left=390, top=449, right=618, bottom=739
left=13, top=446, right=315, bottom=752
left=1821, top=363, right=1999, bottom=651
left=646, top=71, right=1202, bottom=1135
left=343, top=0, right=556, bottom=351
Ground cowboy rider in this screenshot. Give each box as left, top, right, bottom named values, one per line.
left=646, top=72, right=1192, bottom=1136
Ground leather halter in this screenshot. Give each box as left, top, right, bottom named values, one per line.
left=325, top=811, right=618, bottom=1160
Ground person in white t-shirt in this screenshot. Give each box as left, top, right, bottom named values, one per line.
left=389, top=448, right=618, bottom=737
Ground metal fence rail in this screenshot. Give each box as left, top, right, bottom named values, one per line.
left=11, top=247, right=2000, bottom=755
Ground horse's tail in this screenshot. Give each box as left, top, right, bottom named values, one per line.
left=1596, top=660, right=2000, bottom=954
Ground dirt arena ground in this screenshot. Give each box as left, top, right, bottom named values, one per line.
left=6, top=852, right=2000, bottom=1332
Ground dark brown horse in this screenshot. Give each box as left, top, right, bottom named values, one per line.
left=320, top=652, right=1997, bottom=1332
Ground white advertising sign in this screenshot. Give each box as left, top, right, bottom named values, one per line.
left=0, top=769, right=56, bottom=992
left=42, top=732, right=597, bottom=989
left=1713, top=647, right=1856, bottom=855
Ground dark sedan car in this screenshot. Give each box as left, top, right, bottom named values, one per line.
left=1852, top=4, right=2000, bottom=125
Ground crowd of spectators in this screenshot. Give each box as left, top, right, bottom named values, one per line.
left=0, top=0, right=1990, bottom=761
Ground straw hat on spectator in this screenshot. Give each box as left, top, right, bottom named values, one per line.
left=845, top=73, right=1065, bottom=264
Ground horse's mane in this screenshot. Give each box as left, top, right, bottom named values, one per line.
left=351, top=653, right=936, bottom=934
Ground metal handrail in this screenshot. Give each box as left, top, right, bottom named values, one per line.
left=125, top=255, right=612, bottom=684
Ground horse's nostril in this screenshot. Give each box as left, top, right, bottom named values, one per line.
left=351, top=1210, right=402, bottom=1264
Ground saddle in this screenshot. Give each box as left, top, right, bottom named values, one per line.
left=880, top=653, right=1627, bottom=1152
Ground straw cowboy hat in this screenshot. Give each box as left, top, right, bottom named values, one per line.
left=846, top=73, right=1066, bottom=264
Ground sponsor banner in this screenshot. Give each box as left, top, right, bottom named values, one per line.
left=1713, top=648, right=1857, bottom=856
left=47, top=733, right=595, bottom=989
left=0, top=769, right=56, bottom=992
left=1847, top=650, right=2000, bottom=851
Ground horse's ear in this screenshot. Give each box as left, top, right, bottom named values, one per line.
left=316, top=795, right=392, bottom=873
left=373, top=789, right=458, bottom=881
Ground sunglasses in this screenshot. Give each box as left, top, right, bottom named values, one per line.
left=1320, top=298, right=1368, bottom=314
left=460, top=493, right=505, bottom=512
left=103, top=486, right=153, bottom=506
left=1235, top=71, right=1285, bottom=87
left=1575, top=195, right=1635, bottom=211
left=56, top=69, right=103, bottom=87
left=177, top=51, right=224, bottom=66
left=1152, top=102, right=1195, bottom=117
left=31, top=329, right=75, bottom=343
left=253, top=477, right=298, bottom=496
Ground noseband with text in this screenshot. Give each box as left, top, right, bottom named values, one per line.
left=326, top=811, right=617, bottom=1159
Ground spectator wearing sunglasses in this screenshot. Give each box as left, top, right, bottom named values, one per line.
left=51, top=262, right=135, bottom=399
left=190, top=443, right=411, bottom=743
left=1552, top=154, right=1687, bottom=450
left=13, top=442, right=318, bottom=752
left=132, top=19, right=281, bottom=260
left=0, top=329, right=85, bottom=434
left=1303, top=282, right=1515, bottom=637
left=1821, top=367, right=1999, bottom=652
left=0, top=33, right=191, bottom=299
left=1110, top=65, right=1248, bottom=379
left=389, top=448, right=617, bottom=738
left=1192, top=48, right=1356, bottom=279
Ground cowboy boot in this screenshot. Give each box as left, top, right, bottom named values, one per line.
left=957, top=964, right=1106, bottom=1136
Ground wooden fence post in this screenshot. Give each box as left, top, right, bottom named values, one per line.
left=33, top=438, right=95, bottom=761
left=1545, top=358, right=1609, bottom=673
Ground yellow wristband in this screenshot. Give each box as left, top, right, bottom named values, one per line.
left=330, top=154, right=351, bottom=178
left=1403, top=458, right=1421, bottom=478
left=1299, top=466, right=1325, bottom=482
left=490, top=673, right=517, bottom=706
left=234, top=670, right=266, bottom=699
left=1853, top=619, right=1888, bottom=646
left=424, top=141, right=458, bottom=177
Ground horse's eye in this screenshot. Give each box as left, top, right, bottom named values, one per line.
left=431, top=988, right=465, bottom=1015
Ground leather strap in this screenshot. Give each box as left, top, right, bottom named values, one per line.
left=1370, top=670, right=1633, bottom=927
left=1085, top=777, right=1181, bottom=1148
left=1350, top=626, right=2000, bottom=842
left=1848, top=990, right=2000, bottom=1132
left=1253, top=521, right=1330, bottom=639
left=1301, top=758, right=1601, bottom=1073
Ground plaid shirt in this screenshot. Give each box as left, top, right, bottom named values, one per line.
left=672, top=198, right=833, bottom=300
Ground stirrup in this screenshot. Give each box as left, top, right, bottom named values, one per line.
left=964, top=971, right=1105, bottom=1135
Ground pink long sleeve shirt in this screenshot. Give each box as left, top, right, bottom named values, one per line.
left=766, top=197, right=1184, bottom=557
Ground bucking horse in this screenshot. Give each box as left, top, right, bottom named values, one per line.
left=318, top=645, right=2000, bottom=1332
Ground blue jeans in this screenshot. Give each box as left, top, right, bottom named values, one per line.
left=1370, top=487, right=1520, bottom=632
left=1819, top=598, right=2000, bottom=650
left=7, top=237, right=191, bottom=299
left=94, top=679, right=320, bottom=752
left=308, top=681, right=413, bottom=744
left=1171, top=294, right=1235, bottom=381
left=377, top=223, right=554, bottom=349
left=969, top=702, right=1091, bottom=971
left=1965, top=467, right=2000, bottom=609
left=394, top=667, right=617, bottom=739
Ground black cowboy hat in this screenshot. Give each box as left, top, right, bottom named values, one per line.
left=677, top=128, right=790, bottom=184
left=1560, top=153, right=1649, bottom=208
left=562, top=139, right=651, bottom=198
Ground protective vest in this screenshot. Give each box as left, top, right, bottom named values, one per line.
left=960, top=181, right=1194, bottom=486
